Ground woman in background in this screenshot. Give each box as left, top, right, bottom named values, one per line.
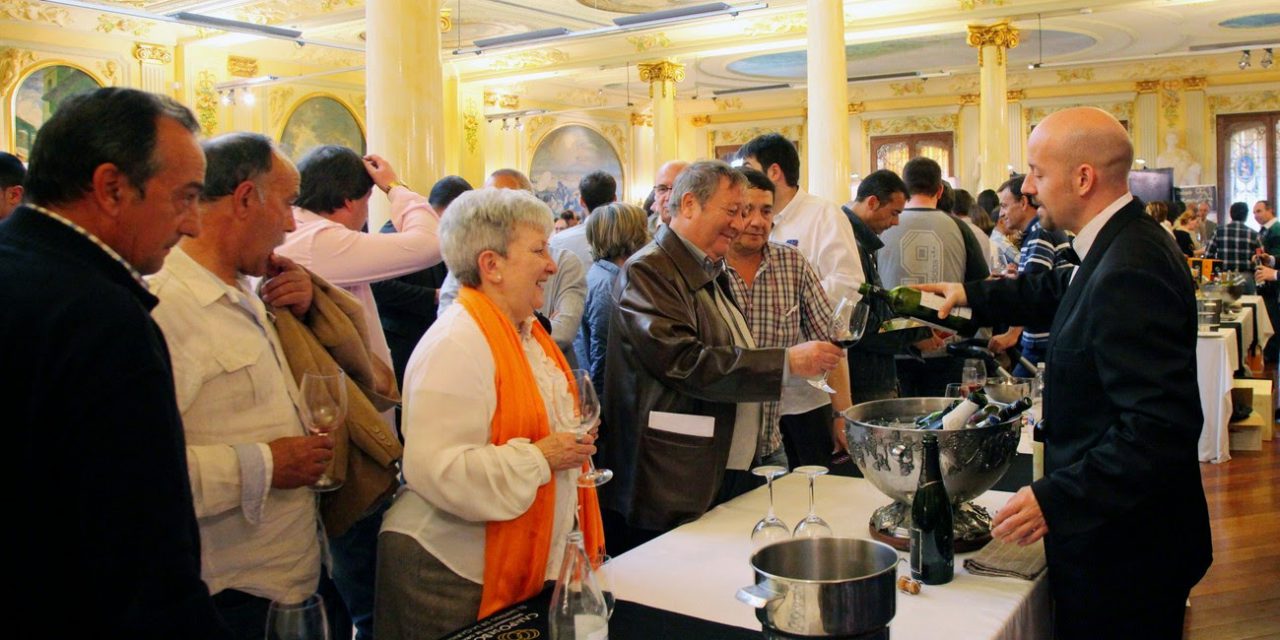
left=580, top=202, right=650, bottom=395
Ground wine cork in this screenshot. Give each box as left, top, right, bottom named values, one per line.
left=897, top=575, right=922, bottom=595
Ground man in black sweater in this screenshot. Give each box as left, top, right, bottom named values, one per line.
left=0, top=88, right=229, bottom=638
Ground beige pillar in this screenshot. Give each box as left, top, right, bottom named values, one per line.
left=366, top=0, right=443, bottom=229
left=638, top=60, right=684, bottom=171
left=132, top=43, right=172, bottom=95
left=847, top=102, right=866, bottom=201
left=966, top=22, right=1018, bottom=190
left=1182, top=76, right=1208, bottom=184
left=805, top=0, right=849, bottom=203
left=1134, top=80, right=1160, bottom=167
left=1006, top=90, right=1025, bottom=174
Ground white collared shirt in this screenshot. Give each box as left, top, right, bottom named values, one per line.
left=769, top=188, right=866, bottom=414
left=149, top=247, right=321, bottom=603
left=381, top=302, right=579, bottom=584
left=1069, top=193, right=1133, bottom=283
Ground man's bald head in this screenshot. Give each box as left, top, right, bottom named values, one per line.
left=485, top=168, right=533, bottom=192
left=1022, top=107, right=1133, bottom=233
left=653, top=160, right=689, bottom=224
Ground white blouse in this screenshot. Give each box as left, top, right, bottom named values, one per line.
left=381, top=302, right=579, bottom=584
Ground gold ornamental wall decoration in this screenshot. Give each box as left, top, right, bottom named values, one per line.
left=227, top=55, right=259, bottom=78
left=1135, top=79, right=1161, bottom=94
left=958, top=94, right=980, bottom=106
left=629, top=112, right=653, bottom=127
left=132, top=42, right=172, bottom=65
left=637, top=60, right=685, bottom=99
left=966, top=21, right=1019, bottom=67
left=1182, top=76, right=1207, bottom=91
left=0, top=47, right=37, bottom=95
left=847, top=102, right=866, bottom=115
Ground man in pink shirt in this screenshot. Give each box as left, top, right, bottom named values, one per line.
left=275, top=145, right=440, bottom=640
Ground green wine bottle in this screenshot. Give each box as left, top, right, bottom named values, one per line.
left=910, top=433, right=954, bottom=585
left=859, top=283, right=978, bottom=335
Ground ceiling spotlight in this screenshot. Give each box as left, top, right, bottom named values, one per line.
left=241, top=89, right=255, bottom=106
left=1263, top=48, right=1274, bottom=69
left=514, top=117, right=524, bottom=131
left=220, top=89, right=232, bottom=106
left=1136, top=158, right=1147, bottom=169
left=1239, top=49, right=1251, bottom=70
left=501, top=118, right=509, bottom=131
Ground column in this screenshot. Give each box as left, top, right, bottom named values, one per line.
left=958, top=94, right=981, bottom=192
left=458, top=85, right=487, bottom=187
left=132, top=43, right=172, bottom=95
left=848, top=102, right=866, bottom=201
left=366, top=0, right=443, bottom=229
left=1006, top=90, right=1025, bottom=174
left=638, top=59, right=684, bottom=171
left=805, top=0, right=849, bottom=203
left=966, top=21, right=1019, bottom=190
left=1182, top=76, right=1208, bottom=184
left=1134, top=80, right=1160, bottom=167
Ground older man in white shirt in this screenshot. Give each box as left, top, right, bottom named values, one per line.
left=273, top=145, right=439, bottom=640
left=151, top=133, right=330, bottom=639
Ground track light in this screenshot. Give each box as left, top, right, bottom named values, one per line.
left=220, top=90, right=232, bottom=106
left=514, top=118, right=524, bottom=131
left=1239, top=50, right=1251, bottom=70
left=240, top=89, right=255, bottom=106
left=501, top=118, right=510, bottom=131
left=1263, top=48, right=1274, bottom=69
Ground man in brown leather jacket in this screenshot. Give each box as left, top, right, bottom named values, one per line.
left=600, top=160, right=844, bottom=550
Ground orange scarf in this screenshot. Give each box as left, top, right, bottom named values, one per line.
left=458, top=287, right=605, bottom=619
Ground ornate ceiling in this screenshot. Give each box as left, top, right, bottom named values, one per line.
left=4, top=0, right=1279, bottom=102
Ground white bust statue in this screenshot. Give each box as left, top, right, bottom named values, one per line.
left=1156, top=133, right=1202, bottom=185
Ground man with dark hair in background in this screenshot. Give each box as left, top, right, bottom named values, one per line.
left=841, top=169, right=920, bottom=409
left=275, top=145, right=441, bottom=640
left=879, top=156, right=989, bottom=396
left=372, top=175, right=473, bottom=391
left=1253, top=199, right=1280, bottom=362
left=150, top=132, right=332, bottom=640
left=738, top=133, right=865, bottom=462
left=1, top=87, right=229, bottom=638
left=1205, top=202, right=1261, bottom=293
left=552, top=170, right=617, bottom=268
left=0, top=150, right=24, bottom=220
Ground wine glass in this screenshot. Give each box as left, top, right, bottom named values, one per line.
left=567, top=369, right=612, bottom=487
left=807, top=298, right=870, bottom=393
left=750, top=465, right=791, bottom=547
left=298, top=370, right=347, bottom=492
left=961, top=358, right=987, bottom=396
left=943, top=383, right=966, bottom=399
left=792, top=465, right=833, bottom=538
left=592, top=553, right=616, bottom=620
left=266, top=594, right=330, bottom=640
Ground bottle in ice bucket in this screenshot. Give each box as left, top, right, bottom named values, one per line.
left=910, top=433, right=954, bottom=585
left=919, top=390, right=989, bottom=430
left=858, top=282, right=978, bottom=335
left=549, top=531, right=609, bottom=640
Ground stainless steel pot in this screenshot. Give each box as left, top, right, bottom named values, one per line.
left=736, top=538, right=897, bottom=637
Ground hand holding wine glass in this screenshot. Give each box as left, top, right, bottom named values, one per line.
left=298, top=370, right=347, bottom=492
left=266, top=594, right=330, bottom=640
left=567, top=369, right=612, bottom=487
left=806, top=297, right=866, bottom=393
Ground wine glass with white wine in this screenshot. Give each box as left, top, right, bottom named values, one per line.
left=298, top=370, right=347, bottom=492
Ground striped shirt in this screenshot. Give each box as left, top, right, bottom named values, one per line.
left=1205, top=221, right=1262, bottom=272
left=1018, top=218, right=1069, bottom=346
left=726, top=242, right=834, bottom=457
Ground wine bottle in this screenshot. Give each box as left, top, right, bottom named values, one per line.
left=910, top=433, right=954, bottom=585
left=974, top=396, right=1033, bottom=429
left=916, top=398, right=961, bottom=428
left=918, top=393, right=987, bottom=430
left=858, top=283, right=978, bottom=335
left=549, top=531, right=609, bottom=640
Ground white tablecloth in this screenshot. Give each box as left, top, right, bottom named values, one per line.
left=1238, top=293, right=1275, bottom=353
left=1196, top=330, right=1237, bottom=463
left=607, top=474, right=1051, bottom=639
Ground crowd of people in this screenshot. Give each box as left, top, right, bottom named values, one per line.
left=3, top=86, right=1271, bottom=640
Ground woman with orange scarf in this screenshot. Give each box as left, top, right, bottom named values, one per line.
left=374, top=188, right=605, bottom=639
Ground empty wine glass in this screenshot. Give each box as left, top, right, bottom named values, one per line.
left=567, top=369, right=612, bottom=487
left=750, top=465, right=791, bottom=547
left=807, top=298, right=870, bottom=393
left=944, top=383, right=966, bottom=399
left=961, top=358, right=987, bottom=396
left=792, top=465, right=833, bottom=538
left=266, top=594, right=330, bottom=640
left=592, top=553, right=616, bottom=620
left=298, top=370, right=347, bottom=492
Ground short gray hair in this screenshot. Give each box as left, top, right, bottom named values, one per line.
left=586, top=202, right=649, bottom=262
left=667, top=160, right=747, bottom=219
left=440, top=188, right=554, bottom=287
left=487, top=168, right=534, bottom=192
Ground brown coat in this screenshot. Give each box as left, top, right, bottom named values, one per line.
left=274, top=271, right=403, bottom=536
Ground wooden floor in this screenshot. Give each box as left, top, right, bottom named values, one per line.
left=1184, top=419, right=1280, bottom=639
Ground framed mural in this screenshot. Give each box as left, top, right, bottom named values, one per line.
left=279, top=94, right=365, bottom=162
left=12, top=64, right=102, bottom=161
left=530, top=124, right=623, bottom=217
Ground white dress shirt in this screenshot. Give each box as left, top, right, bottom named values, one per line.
left=549, top=222, right=593, bottom=269
left=150, top=247, right=321, bottom=603
left=276, top=186, right=441, bottom=383
left=380, top=302, right=579, bottom=584
left=769, top=188, right=866, bottom=415
left=1070, top=193, right=1133, bottom=283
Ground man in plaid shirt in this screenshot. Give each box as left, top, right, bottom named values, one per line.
left=1206, top=201, right=1261, bottom=275
left=724, top=168, right=852, bottom=476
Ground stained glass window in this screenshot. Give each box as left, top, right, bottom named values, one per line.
left=1226, top=124, right=1266, bottom=223
left=876, top=142, right=910, bottom=175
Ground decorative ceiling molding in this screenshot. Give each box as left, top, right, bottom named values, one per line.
left=627, top=33, right=670, bottom=53
left=1055, top=68, right=1094, bottom=83
left=488, top=49, right=568, bottom=72
left=748, top=13, right=805, bottom=35
left=96, top=13, right=151, bottom=36
left=865, top=114, right=958, bottom=136
left=0, top=1, right=70, bottom=27
left=959, top=0, right=1005, bottom=10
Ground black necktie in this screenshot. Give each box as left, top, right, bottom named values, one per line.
left=1061, top=246, right=1081, bottom=266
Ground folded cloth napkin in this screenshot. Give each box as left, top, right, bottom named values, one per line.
left=963, top=537, right=1047, bottom=580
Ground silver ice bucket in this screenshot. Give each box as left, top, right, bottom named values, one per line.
left=842, top=398, right=1022, bottom=551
